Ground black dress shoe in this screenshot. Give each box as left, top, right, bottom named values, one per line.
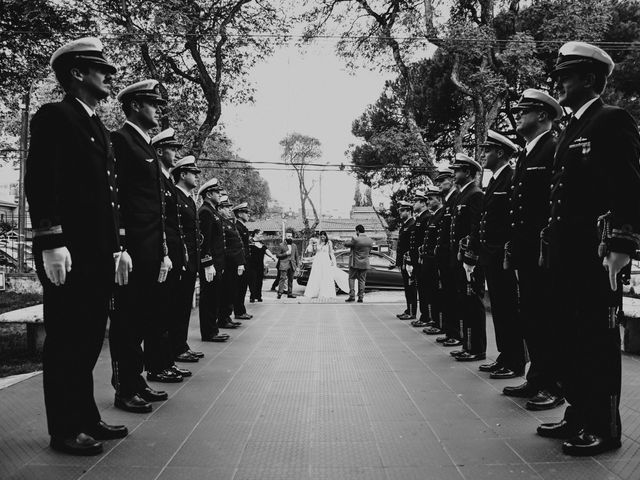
left=188, top=350, right=205, bottom=358
left=235, top=313, right=253, bottom=320
left=450, top=349, right=466, bottom=357
left=87, top=421, right=128, bottom=440
left=502, top=381, right=537, bottom=398
left=398, top=313, right=416, bottom=320
left=171, top=364, right=192, bottom=377
left=442, top=338, right=462, bottom=347
left=479, top=361, right=500, bottom=372
left=250, top=299, right=255, bottom=303
left=526, top=391, right=565, bottom=411
left=435, top=336, right=448, bottom=343
left=422, top=327, right=442, bottom=335
left=139, top=387, right=168, bottom=402
left=229, top=320, right=242, bottom=326
left=258, top=299, right=263, bottom=302
left=357, top=298, right=363, bottom=303
left=490, top=367, right=521, bottom=379
left=202, top=334, right=229, bottom=342
left=411, top=320, right=429, bottom=327
left=425, top=320, right=436, bottom=327
left=537, top=420, right=581, bottom=439
left=175, top=352, right=199, bottom=363
left=455, top=352, right=486, bottom=362
left=147, top=369, right=183, bottom=383
left=396, top=311, right=409, bottom=318
left=50, top=433, right=103, bottom=456
left=115, top=394, right=153, bottom=413
left=277, top=294, right=282, bottom=299
left=345, top=297, right=355, bottom=302
left=288, top=294, right=297, bottom=299
left=562, top=432, right=621, bottom=456
left=219, top=322, right=239, bottom=329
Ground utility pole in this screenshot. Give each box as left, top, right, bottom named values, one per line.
left=17, top=90, right=30, bottom=273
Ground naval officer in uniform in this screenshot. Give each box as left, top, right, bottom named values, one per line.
left=26, top=37, right=127, bottom=455
left=503, top=89, right=565, bottom=411
left=232, top=202, right=253, bottom=320
left=395, top=200, right=417, bottom=320
left=537, top=42, right=640, bottom=456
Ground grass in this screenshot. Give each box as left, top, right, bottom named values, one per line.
left=0, top=292, right=43, bottom=378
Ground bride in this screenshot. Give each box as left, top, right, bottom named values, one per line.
left=304, top=231, right=349, bottom=298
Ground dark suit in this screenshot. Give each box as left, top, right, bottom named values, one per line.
left=219, top=217, right=246, bottom=320
left=171, top=186, right=198, bottom=356
left=234, top=220, right=251, bottom=316
left=198, top=200, right=225, bottom=339
left=396, top=217, right=417, bottom=316
left=276, top=242, right=299, bottom=295
left=469, top=166, right=524, bottom=372
left=410, top=210, right=431, bottom=321
left=25, top=95, right=119, bottom=436
left=109, top=122, right=171, bottom=395
left=450, top=182, right=485, bottom=355
left=421, top=206, right=446, bottom=329
left=345, top=234, right=374, bottom=299
left=546, top=98, right=640, bottom=440
left=435, top=190, right=460, bottom=339
left=509, top=131, right=558, bottom=392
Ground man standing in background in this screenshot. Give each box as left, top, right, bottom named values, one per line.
left=345, top=225, right=373, bottom=303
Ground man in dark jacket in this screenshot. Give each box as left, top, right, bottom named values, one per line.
left=503, top=89, right=565, bottom=411
left=448, top=154, right=485, bottom=362
left=408, top=191, right=431, bottom=326
left=395, top=201, right=416, bottom=320
left=26, top=37, right=127, bottom=455
left=170, top=156, right=206, bottom=361
left=110, top=79, right=178, bottom=415
left=467, top=131, right=525, bottom=379
left=198, top=178, right=231, bottom=342
left=232, top=203, right=253, bottom=320
left=537, top=41, right=640, bottom=456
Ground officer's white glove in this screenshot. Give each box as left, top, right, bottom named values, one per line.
left=42, top=247, right=72, bottom=286
left=406, top=264, right=413, bottom=276
left=114, top=250, right=133, bottom=286
left=603, top=252, right=631, bottom=291
left=238, top=265, right=245, bottom=276
left=158, top=255, right=172, bottom=283
left=204, top=265, right=216, bottom=282
left=463, top=263, right=475, bottom=282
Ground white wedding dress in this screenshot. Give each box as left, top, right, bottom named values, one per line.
left=304, top=241, right=349, bottom=298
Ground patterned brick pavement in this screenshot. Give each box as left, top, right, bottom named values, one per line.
left=2, top=297, right=640, bottom=479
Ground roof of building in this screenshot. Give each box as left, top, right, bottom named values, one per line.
left=0, top=199, right=18, bottom=209
left=246, top=216, right=387, bottom=233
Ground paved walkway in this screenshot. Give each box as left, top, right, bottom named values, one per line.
left=2, top=296, right=640, bottom=479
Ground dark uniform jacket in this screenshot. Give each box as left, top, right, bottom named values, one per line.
left=236, top=220, right=251, bottom=266
left=396, top=217, right=415, bottom=267
left=222, top=217, right=246, bottom=267
left=408, top=210, right=430, bottom=266
left=508, top=131, right=556, bottom=268
left=25, top=95, right=120, bottom=272
left=112, top=123, right=166, bottom=269
left=434, top=190, right=459, bottom=265
left=175, top=187, right=199, bottom=272
left=423, top=206, right=446, bottom=258
left=161, top=173, right=186, bottom=270
left=468, top=165, right=514, bottom=266
left=450, top=182, right=484, bottom=266
left=546, top=99, right=640, bottom=267
left=198, top=200, right=225, bottom=273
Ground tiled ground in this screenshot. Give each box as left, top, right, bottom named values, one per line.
left=2, top=295, right=640, bottom=480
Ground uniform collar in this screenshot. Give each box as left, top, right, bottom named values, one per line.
left=75, top=98, right=95, bottom=117
left=525, top=129, right=551, bottom=155
left=573, top=96, right=600, bottom=120
left=176, top=184, right=192, bottom=198
left=492, top=163, right=509, bottom=180
left=161, top=166, right=170, bottom=179
left=444, top=189, right=455, bottom=202
left=125, top=120, right=151, bottom=144
left=459, top=180, right=475, bottom=193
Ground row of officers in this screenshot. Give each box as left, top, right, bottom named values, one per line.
left=24, top=37, right=267, bottom=456
left=394, top=41, right=640, bottom=457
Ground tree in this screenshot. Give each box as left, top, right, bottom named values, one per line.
left=363, top=187, right=373, bottom=207
left=353, top=181, right=363, bottom=207
left=279, top=133, right=322, bottom=235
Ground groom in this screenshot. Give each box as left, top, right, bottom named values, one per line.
left=345, top=225, right=373, bottom=303
left=276, top=232, right=299, bottom=299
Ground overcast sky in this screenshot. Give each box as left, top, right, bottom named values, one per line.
left=223, top=40, right=394, bottom=217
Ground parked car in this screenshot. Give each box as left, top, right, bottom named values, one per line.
left=296, top=249, right=403, bottom=291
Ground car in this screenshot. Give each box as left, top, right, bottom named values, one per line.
left=296, top=249, right=403, bottom=291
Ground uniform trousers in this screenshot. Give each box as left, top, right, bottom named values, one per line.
left=516, top=255, right=559, bottom=393
left=483, top=253, right=525, bottom=372
left=248, top=263, right=265, bottom=301
left=110, top=262, right=171, bottom=396
left=37, top=256, right=112, bottom=437
left=220, top=263, right=240, bottom=319
left=455, top=263, right=486, bottom=355
left=400, top=267, right=417, bottom=316
left=199, top=270, right=223, bottom=339
left=169, top=267, right=197, bottom=357
left=549, top=253, right=622, bottom=440
left=438, top=259, right=459, bottom=339
left=418, top=256, right=440, bottom=326
left=234, top=264, right=250, bottom=315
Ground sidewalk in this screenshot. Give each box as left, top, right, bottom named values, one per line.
left=1, top=296, right=640, bottom=479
